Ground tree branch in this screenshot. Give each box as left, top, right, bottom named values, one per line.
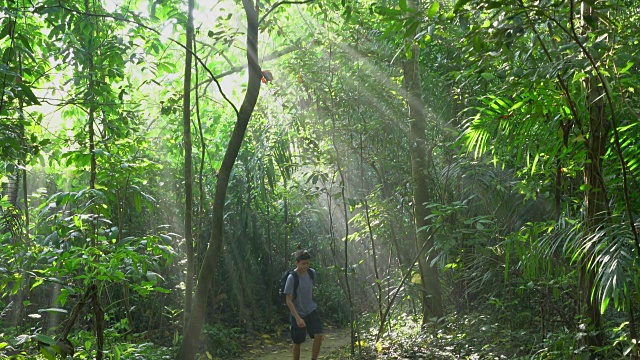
left=259, top=0, right=314, bottom=26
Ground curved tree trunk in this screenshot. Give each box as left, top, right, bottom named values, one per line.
left=174, top=0, right=261, bottom=357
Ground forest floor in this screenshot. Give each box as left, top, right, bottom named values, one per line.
left=235, top=325, right=350, bottom=360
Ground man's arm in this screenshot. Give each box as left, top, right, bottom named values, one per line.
left=286, top=293, right=306, bottom=328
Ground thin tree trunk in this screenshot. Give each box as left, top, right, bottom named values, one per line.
left=581, top=68, right=606, bottom=350
left=578, top=1, right=606, bottom=350
left=174, top=0, right=261, bottom=357
left=359, top=135, right=383, bottom=320
left=337, top=174, right=355, bottom=355
left=283, top=177, right=289, bottom=267
left=182, top=0, right=195, bottom=327
left=194, top=38, right=206, bottom=275
left=83, top=0, right=96, bottom=195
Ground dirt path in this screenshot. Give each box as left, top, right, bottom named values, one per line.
left=237, top=326, right=350, bottom=360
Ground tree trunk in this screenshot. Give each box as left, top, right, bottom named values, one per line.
left=403, top=16, right=444, bottom=323
left=182, top=0, right=195, bottom=327
left=84, top=0, right=96, bottom=195
left=283, top=177, right=289, bottom=269
left=579, top=1, right=606, bottom=350
left=581, top=70, right=607, bottom=350
left=174, top=0, right=261, bottom=357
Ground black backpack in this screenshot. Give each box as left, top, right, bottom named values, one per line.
left=278, top=268, right=315, bottom=305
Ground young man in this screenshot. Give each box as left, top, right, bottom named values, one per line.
left=284, top=249, right=323, bottom=360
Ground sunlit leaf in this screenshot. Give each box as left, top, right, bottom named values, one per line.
left=427, top=2, right=440, bottom=18
left=38, top=308, right=69, bottom=314
left=453, top=0, right=473, bottom=11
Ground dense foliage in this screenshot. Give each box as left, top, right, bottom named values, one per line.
left=1, top=0, right=639, bottom=358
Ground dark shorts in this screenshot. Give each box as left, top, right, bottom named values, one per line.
left=290, top=310, right=323, bottom=344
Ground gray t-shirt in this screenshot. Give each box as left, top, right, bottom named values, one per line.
left=284, top=269, right=317, bottom=317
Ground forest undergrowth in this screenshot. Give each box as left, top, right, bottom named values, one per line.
left=318, top=310, right=635, bottom=360
left=0, top=303, right=635, bottom=359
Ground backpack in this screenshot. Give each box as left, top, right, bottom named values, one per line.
left=278, top=268, right=315, bottom=305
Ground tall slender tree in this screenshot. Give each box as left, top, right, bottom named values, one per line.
left=182, top=0, right=196, bottom=327
left=403, top=0, right=444, bottom=323
left=175, top=0, right=262, bottom=356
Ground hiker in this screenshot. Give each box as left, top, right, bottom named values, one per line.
left=284, top=249, right=323, bottom=360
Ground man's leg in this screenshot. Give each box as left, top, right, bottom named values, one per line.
left=292, top=343, right=301, bottom=360
left=306, top=311, right=324, bottom=360
left=311, top=334, right=322, bottom=359
left=290, top=314, right=305, bottom=360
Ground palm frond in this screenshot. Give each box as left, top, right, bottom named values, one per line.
left=581, top=216, right=637, bottom=312
left=537, top=213, right=638, bottom=313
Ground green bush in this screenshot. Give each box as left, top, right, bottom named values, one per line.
left=201, top=323, right=245, bottom=358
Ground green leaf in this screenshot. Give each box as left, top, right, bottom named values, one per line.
left=12, top=274, right=23, bottom=294
left=472, top=35, right=483, bottom=51
left=16, top=34, right=35, bottom=54
left=453, top=0, right=473, bottom=12
left=619, top=61, right=634, bottom=74
left=57, top=289, right=70, bottom=307
left=481, top=72, right=495, bottom=81
left=531, top=154, right=539, bottom=175
left=404, top=19, right=420, bottom=39
left=427, top=2, right=440, bottom=18
left=31, top=278, right=44, bottom=290
left=134, top=193, right=142, bottom=213
left=0, top=23, right=12, bottom=40
left=35, top=334, right=57, bottom=346
left=375, top=6, right=402, bottom=17
left=583, top=15, right=597, bottom=29
left=17, top=84, right=41, bottom=106
left=509, top=101, right=524, bottom=111
left=399, top=0, right=408, bottom=11
left=40, top=347, right=57, bottom=360
left=159, top=233, right=172, bottom=245
left=600, top=297, right=609, bottom=314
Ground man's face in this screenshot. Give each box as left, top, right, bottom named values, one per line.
left=297, top=259, right=310, bottom=271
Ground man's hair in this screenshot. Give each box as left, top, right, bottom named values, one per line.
left=295, top=249, right=311, bottom=261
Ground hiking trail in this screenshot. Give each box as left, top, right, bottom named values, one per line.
left=236, top=326, right=350, bottom=360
